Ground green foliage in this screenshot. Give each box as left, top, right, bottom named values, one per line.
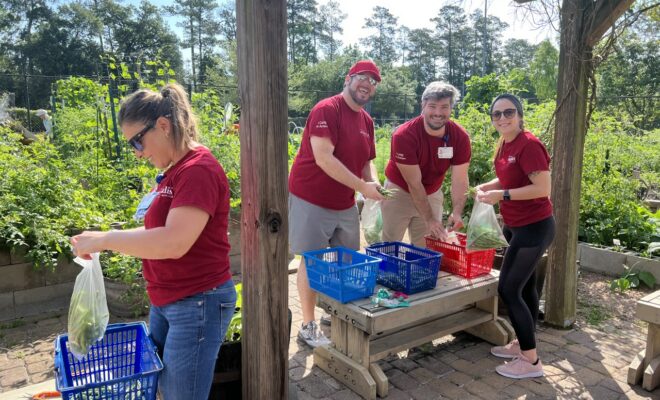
left=529, top=40, right=559, bottom=101
left=579, top=114, right=659, bottom=251
left=224, top=283, right=243, bottom=342
left=0, top=127, right=114, bottom=269
left=610, top=261, right=657, bottom=292
left=55, top=77, right=106, bottom=110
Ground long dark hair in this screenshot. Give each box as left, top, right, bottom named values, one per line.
left=118, top=83, right=198, bottom=153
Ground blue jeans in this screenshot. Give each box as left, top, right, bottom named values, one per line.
left=149, top=280, right=236, bottom=400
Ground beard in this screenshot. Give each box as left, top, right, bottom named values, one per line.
left=348, top=86, right=371, bottom=106
left=425, top=116, right=447, bottom=131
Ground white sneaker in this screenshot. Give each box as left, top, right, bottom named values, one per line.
left=297, top=321, right=331, bottom=348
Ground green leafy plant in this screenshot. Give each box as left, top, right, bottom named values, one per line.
left=610, top=261, right=657, bottom=292
left=224, top=283, right=243, bottom=342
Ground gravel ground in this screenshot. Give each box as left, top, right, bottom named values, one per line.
left=574, top=269, right=653, bottom=334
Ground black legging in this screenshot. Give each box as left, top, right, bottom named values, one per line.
left=498, top=216, right=555, bottom=351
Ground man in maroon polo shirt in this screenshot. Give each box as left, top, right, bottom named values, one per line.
left=381, top=81, right=471, bottom=247
left=288, top=60, right=386, bottom=348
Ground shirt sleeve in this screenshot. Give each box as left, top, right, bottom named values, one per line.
left=451, top=127, right=472, bottom=165
left=518, top=141, right=551, bottom=175
left=391, top=128, right=418, bottom=165
left=306, top=103, right=339, bottom=145
left=171, top=165, right=223, bottom=216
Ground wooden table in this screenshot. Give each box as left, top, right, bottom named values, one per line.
left=313, top=270, right=513, bottom=399
left=628, top=290, right=660, bottom=391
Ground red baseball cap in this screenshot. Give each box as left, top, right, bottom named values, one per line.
left=348, top=60, right=381, bottom=82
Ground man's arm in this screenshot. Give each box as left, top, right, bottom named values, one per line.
left=311, top=135, right=384, bottom=200
left=361, top=161, right=380, bottom=185
left=397, top=163, right=447, bottom=240
left=448, top=162, right=469, bottom=230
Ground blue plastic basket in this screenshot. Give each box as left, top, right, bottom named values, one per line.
left=366, top=242, right=443, bottom=295
left=55, top=322, right=163, bottom=400
left=303, top=247, right=380, bottom=303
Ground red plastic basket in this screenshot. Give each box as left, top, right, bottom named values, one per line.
left=425, top=233, right=495, bottom=278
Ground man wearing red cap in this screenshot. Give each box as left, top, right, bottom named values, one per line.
left=288, top=60, right=385, bottom=348
left=381, top=81, right=471, bottom=247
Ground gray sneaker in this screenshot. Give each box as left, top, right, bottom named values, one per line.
left=298, top=321, right=331, bottom=348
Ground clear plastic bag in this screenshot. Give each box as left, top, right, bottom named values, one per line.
left=67, top=253, right=109, bottom=359
left=361, top=199, right=383, bottom=245
left=466, top=200, right=508, bottom=252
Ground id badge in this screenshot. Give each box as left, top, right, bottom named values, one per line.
left=437, top=147, right=453, bottom=159
left=133, top=190, right=158, bottom=222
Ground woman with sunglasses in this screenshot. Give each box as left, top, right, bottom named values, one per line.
left=71, top=83, right=236, bottom=399
left=475, top=93, right=555, bottom=379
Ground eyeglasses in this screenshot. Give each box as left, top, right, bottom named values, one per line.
left=490, top=109, right=517, bottom=121
left=351, top=74, right=378, bottom=86
left=127, top=122, right=154, bottom=151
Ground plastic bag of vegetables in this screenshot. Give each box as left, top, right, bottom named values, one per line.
left=466, top=200, right=508, bottom=252
left=67, top=253, right=109, bottom=360
left=361, top=199, right=383, bottom=244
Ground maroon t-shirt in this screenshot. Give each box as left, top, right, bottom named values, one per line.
left=385, top=117, right=471, bottom=194
left=495, top=131, right=554, bottom=227
left=289, top=94, right=376, bottom=210
left=143, top=146, right=231, bottom=306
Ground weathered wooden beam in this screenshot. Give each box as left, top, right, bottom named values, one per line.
left=586, top=0, right=635, bottom=46
left=544, top=0, right=590, bottom=328
left=545, top=0, right=634, bottom=328
left=236, top=0, right=289, bottom=399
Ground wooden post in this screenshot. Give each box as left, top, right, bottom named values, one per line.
left=236, top=0, right=289, bottom=399
left=530, top=0, right=633, bottom=328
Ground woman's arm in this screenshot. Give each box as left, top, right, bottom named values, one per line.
left=477, top=171, right=551, bottom=205
left=71, top=206, right=210, bottom=259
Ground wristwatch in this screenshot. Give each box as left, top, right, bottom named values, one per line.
left=503, top=189, right=511, bottom=201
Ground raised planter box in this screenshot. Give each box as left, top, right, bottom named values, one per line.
left=578, top=243, right=660, bottom=286
left=0, top=248, right=80, bottom=321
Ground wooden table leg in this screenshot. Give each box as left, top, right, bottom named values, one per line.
left=628, top=350, right=645, bottom=385
left=464, top=297, right=510, bottom=345
left=369, top=363, right=388, bottom=398
left=642, top=324, right=660, bottom=391
left=314, top=345, right=377, bottom=400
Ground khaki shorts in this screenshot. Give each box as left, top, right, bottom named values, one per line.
left=288, top=193, right=360, bottom=254
left=380, top=181, right=444, bottom=247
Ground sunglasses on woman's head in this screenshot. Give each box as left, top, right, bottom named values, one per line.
left=490, top=109, right=517, bottom=121
left=127, top=122, right=154, bottom=151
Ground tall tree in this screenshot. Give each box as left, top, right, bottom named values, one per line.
left=406, top=28, right=437, bottom=94
left=529, top=39, right=559, bottom=101
left=469, top=10, right=508, bottom=75
left=432, top=5, right=469, bottom=89
left=217, top=2, right=236, bottom=42
left=317, top=0, right=345, bottom=61
left=361, top=6, right=398, bottom=65
left=395, top=26, right=411, bottom=66
left=501, top=38, right=537, bottom=72
left=287, top=0, right=318, bottom=66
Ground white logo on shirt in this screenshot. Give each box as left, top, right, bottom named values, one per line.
left=315, top=120, right=328, bottom=129
left=161, top=186, right=174, bottom=198
left=395, top=152, right=407, bottom=160
left=507, top=156, right=516, bottom=164
left=360, top=129, right=368, bottom=137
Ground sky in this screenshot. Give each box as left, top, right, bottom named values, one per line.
left=333, top=0, right=558, bottom=46
left=128, top=0, right=558, bottom=69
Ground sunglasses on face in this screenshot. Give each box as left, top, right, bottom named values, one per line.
left=127, top=122, right=154, bottom=151
left=351, top=74, right=379, bottom=86
left=490, top=108, right=517, bottom=121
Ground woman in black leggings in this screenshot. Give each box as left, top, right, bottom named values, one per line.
left=476, top=94, right=555, bottom=379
